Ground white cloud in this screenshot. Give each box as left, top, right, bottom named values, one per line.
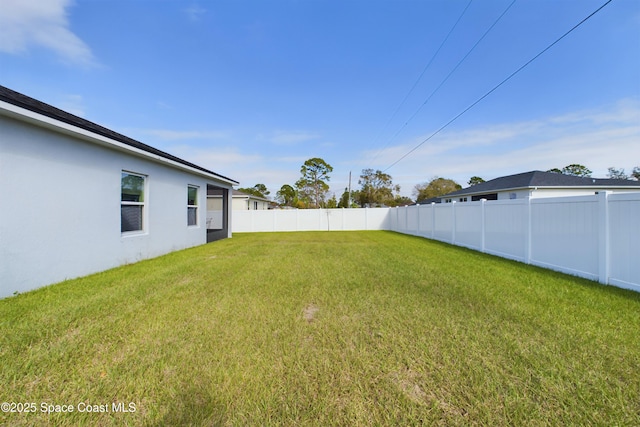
left=185, top=4, right=206, bottom=22
left=266, top=131, right=321, bottom=145
left=0, top=0, right=97, bottom=67
left=363, top=99, right=640, bottom=192
left=160, top=144, right=298, bottom=191
left=58, top=94, right=85, bottom=117
left=169, top=146, right=261, bottom=167
left=141, top=129, right=230, bottom=141
left=148, top=138, right=313, bottom=192
left=273, top=156, right=311, bottom=163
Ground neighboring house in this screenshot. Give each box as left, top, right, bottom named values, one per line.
left=232, top=190, right=270, bottom=210
left=427, top=170, right=640, bottom=204
left=0, top=85, right=238, bottom=298
left=208, top=190, right=270, bottom=212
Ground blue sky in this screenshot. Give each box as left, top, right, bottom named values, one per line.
left=1, top=0, right=639, bottom=199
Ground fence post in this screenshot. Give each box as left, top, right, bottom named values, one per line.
left=404, top=205, right=408, bottom=233
left=598, top=191, right=610, bottom=285
left=451, top=201, right=456, bottom=244
left=365, top=207, right=369, bottom=230
left=525, top=197, right=532, bottom=264
left=416, top=204, right=420, bottom=236
left=431, top=203, right=436, bottom=239
left=480, top=199, right=486, bottom=253
left=394, top=206, right=399, bottom=231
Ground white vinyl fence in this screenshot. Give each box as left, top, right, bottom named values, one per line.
left=232, top=192, right=640, bottom=292
left=389, top=192, right=639, bottom=292
left=233, top=208, right=390, bottom=232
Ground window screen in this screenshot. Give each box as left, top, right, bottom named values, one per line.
left=121, top=172, right=145, bottom=232
left=188, top=186, right=198, bottom=226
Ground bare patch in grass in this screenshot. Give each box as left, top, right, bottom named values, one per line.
left=391, top=368, right=470, bottom=419
left=391, top=368, right=427, bottom=405
left=303, top=304, right=319, bottom=322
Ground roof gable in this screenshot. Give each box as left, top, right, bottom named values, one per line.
left=0, top=85, right=238, bottom=185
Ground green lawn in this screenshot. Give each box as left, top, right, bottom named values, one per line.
left=1, top=231, right=639, bottom=426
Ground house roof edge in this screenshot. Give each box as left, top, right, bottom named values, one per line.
left=0, top=85, right=239, bottom=186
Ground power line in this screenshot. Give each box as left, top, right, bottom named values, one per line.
left=383, top=0, right=614, bottom=173
left=368, top=0, right=473, bottom=163
left=388, top=0, right=517, bottom=143
left=374, top=0, right=516, bottom=166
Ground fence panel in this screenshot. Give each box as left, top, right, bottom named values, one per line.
left=530, top=196, right=599, bottom=280
left=454, top=202, right=482, bottom=250
left=342, top=209, right=363, bottom=230
left=484, top=200, right=528, bottom=261
left=296, top=209, right=319, bottom=231
left=232, top=208, right=391, bottom=233
left=387, top=208, right=398, bottom=231
left=396, top=207, right=408, bottom=232
left=417, top=205, right=433, bottom=237
left=231, top=210, right=253, bottom=232
left=324, top=209, right=342, bottom=230
left=608, top=193, right=640, bottom=290
left=273, top=210, right=299, bottom=232
left=366, top=208, right=391, bottom=230
left=406, top=206, right=419, bottom=232
left=254, top=210, right=276, bottom=231
left=433, top=204, right=453, bottom=242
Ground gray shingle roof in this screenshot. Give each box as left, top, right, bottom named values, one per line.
left=442, top=170, right=640, bottom=198
left=0, top=85, right=238, bottom=185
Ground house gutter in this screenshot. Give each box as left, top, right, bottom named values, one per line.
left=0, top=100, right=239, bottom=187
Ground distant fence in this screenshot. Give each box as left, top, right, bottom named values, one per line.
left=232, top=192, right=640, bottom=292
left=233, top=208, right=389, bottom=232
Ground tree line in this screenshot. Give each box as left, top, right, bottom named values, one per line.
left=237, top=160, right=640, bottom=209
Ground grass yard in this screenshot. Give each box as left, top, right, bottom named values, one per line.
left=1, top=231, right=639, bottom=426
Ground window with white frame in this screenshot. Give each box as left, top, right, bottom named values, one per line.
left=121, top=172, right=146, bottom=233
left=187, top=185, right=198, bottom=226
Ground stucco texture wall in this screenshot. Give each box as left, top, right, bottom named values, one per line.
left=0, top=115, right=223, bottom=298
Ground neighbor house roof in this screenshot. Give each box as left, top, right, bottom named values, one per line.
left=232, top=190, right=270, bottom=202
left=441, top=170, right=640, bottom=199
left=0, top=85, right=238, bottom=186
left=207, top=190, right=270, bottom=202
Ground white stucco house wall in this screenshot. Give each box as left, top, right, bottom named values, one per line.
left=432, top=170, right=640, bottom=203
left=0, top=86, right=238, bottom=298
